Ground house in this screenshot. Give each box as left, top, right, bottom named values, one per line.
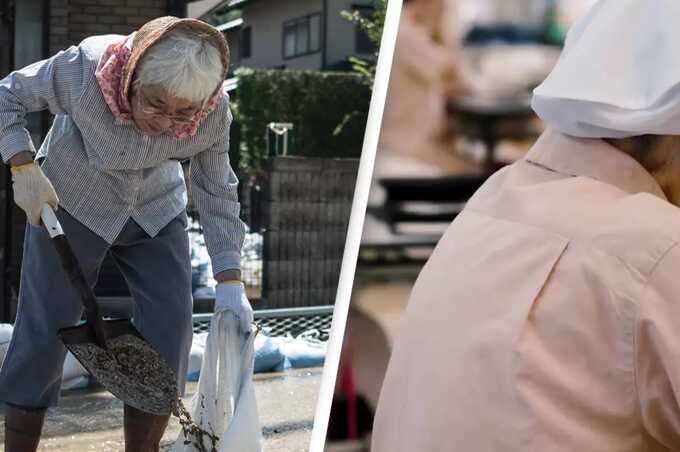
left=195, top=0, right=376, bottom=74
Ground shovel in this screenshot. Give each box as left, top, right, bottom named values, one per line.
left=41, top=205, right=179, bottom=415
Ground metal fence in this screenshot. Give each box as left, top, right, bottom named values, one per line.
left=237, top=171, right=266, bottom=299
left=259, top=156, right=359, bottom=309
left=171, top=156, right=358, bottom=310
left=192, top=305, right=333, bottom=339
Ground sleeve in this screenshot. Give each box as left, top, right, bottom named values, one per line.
left=190, top=106, right=247, bottom=275
left=636, top=242, right=680, bottom=449
left=0, top=45, right=85, bottom=163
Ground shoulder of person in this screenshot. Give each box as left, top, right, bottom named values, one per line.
left=212, top=89, right=234, bottom=124
left=614, top=193, right=680, bottom=241
left=587, top=192, right=680, bottom=278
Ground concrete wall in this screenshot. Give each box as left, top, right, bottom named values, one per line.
left=239, top=0, right=322, bottom=70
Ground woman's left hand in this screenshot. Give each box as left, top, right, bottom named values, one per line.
left=215, top=282, right=254, bottom=334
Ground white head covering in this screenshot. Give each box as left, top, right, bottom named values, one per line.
left=532, top=0, right=680, bottom=138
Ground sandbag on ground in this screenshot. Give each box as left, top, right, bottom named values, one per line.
left=188, top=328, right=327, bottom=378
left=0, top=324, right=13, bottom=366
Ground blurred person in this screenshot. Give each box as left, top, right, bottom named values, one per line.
left=375, top=0, right=472, bottom=178
left=372, top=1, right=680, bottom=450
left=0, top=16, right=253, bottom=452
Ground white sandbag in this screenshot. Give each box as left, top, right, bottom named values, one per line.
left=0, top=324, right=13, bottom=365
left=278, top=330, right=327, bottom=369
left=61, top=375, right=90, bottom=390
left=62, top=351, right=88, bottom=381
left=61, top=351, right=89, bottom=389
left=172, top=311, right=263, bottom=452
left=254, top=332, right=286, bottom=373
left=0, top=324, right=12, bottom=343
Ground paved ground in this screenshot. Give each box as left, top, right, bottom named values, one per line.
left=0, top=367, right=322, bottom=451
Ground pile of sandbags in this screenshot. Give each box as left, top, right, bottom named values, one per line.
left=0, top=323, right=328, bottom=391
left=186, top=329, right=327, bottom=381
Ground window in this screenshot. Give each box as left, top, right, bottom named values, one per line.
left=240, top=26, right=251, bottom=59
left=283, top=13, right=321, bottom=59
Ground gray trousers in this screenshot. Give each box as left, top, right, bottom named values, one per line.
left=0, top=209, right=193, bottom=408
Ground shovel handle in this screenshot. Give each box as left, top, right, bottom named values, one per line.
left=41, top=206, right=63, bottom=238
left=40, top=206, right=108, bottom=349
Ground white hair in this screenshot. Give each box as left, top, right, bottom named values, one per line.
left=134, top=30, right=224, bottom=102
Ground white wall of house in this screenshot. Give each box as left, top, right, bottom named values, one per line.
left=239, top=0, right=322, bottom=70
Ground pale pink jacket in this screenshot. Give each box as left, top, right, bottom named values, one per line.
left=372, top=129, right=680, bottom=451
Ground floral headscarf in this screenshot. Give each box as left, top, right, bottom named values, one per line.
left=95, top=18, right=228, bottom=139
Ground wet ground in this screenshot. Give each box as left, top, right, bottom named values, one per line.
left=0, top=367, right=322, bottom=451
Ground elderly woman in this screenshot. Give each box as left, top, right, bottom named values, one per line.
left=0, top=17, right=251, bottom=451
left=372, top=1, right=680, bottom=451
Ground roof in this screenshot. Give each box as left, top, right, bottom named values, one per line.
left=186, top=0, right=226, bottom=18
left=223, top=76, right=239, bottom=92
left=216, top=17, right=244, bottom=31
left=193, top=0, right=252, bottom=20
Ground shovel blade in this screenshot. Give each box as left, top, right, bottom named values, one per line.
left=58, top=319, right=178, bottom=415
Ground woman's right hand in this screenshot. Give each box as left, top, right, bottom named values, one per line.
left=215, top=282, right=254, bottom=334
left=10, top=159, right=59, bottom=226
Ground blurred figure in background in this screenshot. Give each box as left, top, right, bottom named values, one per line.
left=375, top=0, right=588, bottom=178
left=375, top=0, right=470, bottom=178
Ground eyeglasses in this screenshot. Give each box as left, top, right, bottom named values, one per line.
left=134, top=90, right=199, bottom=127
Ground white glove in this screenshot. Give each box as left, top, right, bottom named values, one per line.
left=11, top=162, right=59, bottom=226
left=215, top=282, right=254, bottom=334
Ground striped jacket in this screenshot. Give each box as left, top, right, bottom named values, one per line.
left=0, top=35, right=246, bottom=273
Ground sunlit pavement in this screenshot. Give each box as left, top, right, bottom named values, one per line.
left=0, top=367, right=322, bottom=451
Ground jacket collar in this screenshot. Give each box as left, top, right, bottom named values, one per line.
left=524, top=129, right=667, bottom=201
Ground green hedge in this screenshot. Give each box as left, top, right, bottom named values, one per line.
left=232, top=68, right=371, bottom=170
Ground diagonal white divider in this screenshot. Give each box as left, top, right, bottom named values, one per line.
left=308, top=1, right=405, bottom=450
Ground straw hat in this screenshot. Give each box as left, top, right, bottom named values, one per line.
left=121, top=16, right=230, bottom=102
